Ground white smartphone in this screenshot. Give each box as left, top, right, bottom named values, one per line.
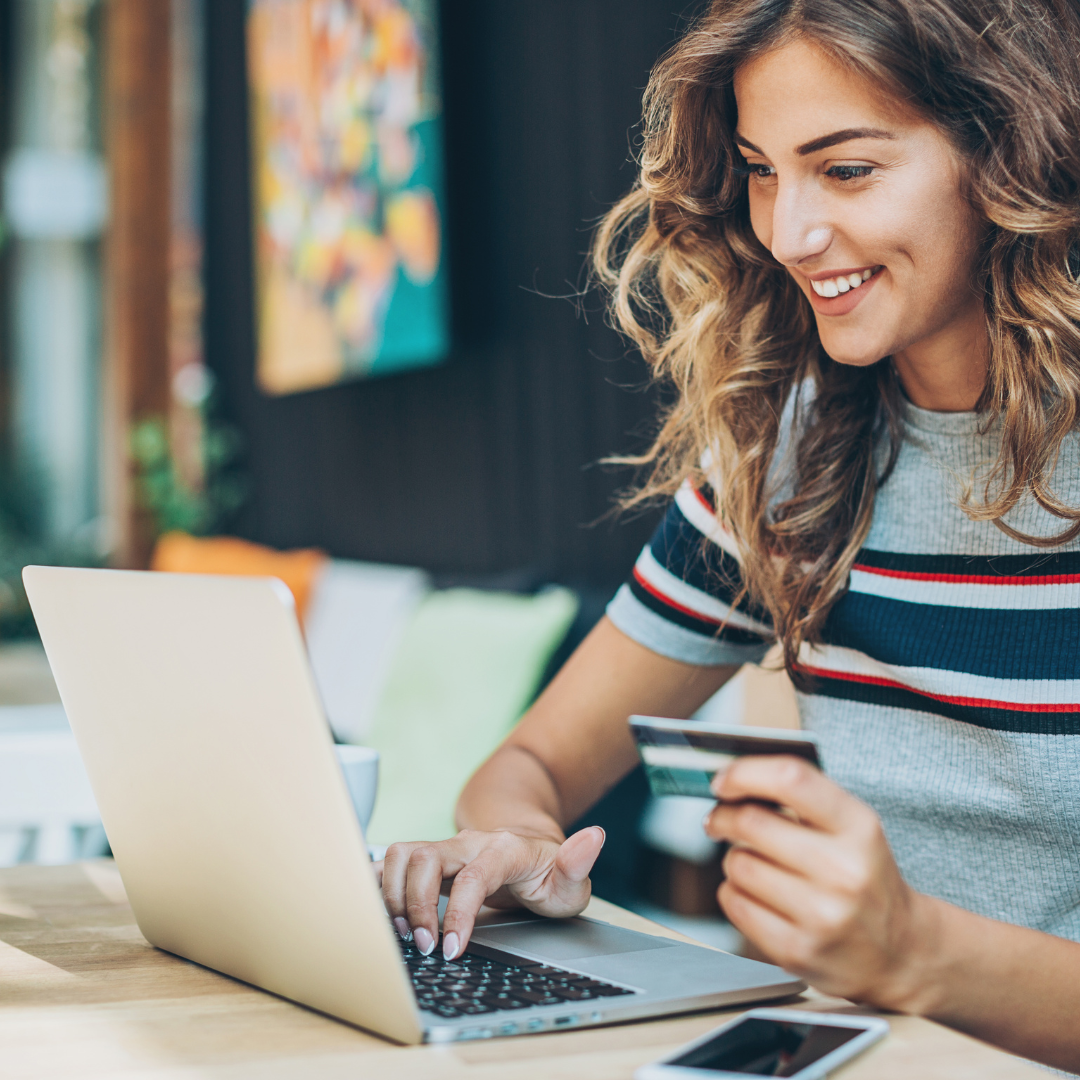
left=633, top=1008, right=888, bottom=1079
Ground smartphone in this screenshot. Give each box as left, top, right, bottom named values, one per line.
left=630, top=716, right=822, bottom=800
left=634, top=1008, right=888, bottom=1079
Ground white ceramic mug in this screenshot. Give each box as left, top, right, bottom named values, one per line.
left=334, top=744, right=380, bottom=832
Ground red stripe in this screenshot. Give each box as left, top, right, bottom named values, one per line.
left=691, top=485, right=716, bottom=515
left=632, top=567, right=721, bottom=627
left=799, top=664, right=1080, bottom=713
left=852, top=564, right=1080, bottom=586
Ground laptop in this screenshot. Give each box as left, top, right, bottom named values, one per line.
left=23, top=565, right=804, bottom=1044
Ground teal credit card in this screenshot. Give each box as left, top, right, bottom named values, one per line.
left=630, top=715, right=822, bottom=799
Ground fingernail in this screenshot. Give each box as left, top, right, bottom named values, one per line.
left=443, top=931, right=460, bottom=961
left=594, top=826, right=606, bottom=847
left=393, top=917, right=410, bottom=940
left=414, top=927, right=435, bottom=956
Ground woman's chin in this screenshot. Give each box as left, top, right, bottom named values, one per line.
left=819, top=339, right=892, bottom=369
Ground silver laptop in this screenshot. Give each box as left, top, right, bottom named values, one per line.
left=23, top=565, right=803, bottom=1044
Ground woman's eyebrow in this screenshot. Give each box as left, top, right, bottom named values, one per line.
left=733, top=128, right=897, bottom=157
left=796, top=127, right=896, bottom=155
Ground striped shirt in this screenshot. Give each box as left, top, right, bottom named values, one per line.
left=608, top=400, right=1080, bottom=941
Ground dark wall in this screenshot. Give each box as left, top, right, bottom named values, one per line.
left=204, top=2, right=701, bottom=590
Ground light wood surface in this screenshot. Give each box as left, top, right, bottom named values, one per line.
left=0, top=860, right=1042, bottom=1080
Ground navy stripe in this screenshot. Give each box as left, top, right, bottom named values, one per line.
left=648, top=501, right=772, bottom=626
left=805, top=672, right=1080, bottom=736
left=628, top=577, right=768, bottom=646
left=856, top=549, right=1080, bottom=578
left=823, top=591, right=1080, bottom=681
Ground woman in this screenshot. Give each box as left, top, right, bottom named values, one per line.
left=380, top=0, right=1080, bottom=1069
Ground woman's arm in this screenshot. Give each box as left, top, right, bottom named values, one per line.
left=706, top=755, right=1080, bottom=1073
left=379, top=616, right=737, bottom=958
left=460, top=615, right=736, bottom=832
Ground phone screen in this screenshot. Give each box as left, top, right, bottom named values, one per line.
left=668, top=1016, right=864, bottom=1076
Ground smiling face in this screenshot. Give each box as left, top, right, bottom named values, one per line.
left=733, top=38, right=989, bottom=409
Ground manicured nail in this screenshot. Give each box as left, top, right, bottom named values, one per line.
left=594, top=826, right=606, bottom=847
left=443, top=932, right=460, bottom=961
left=414, top=927, right=435, bottom=956
left=393, top=917, right=410, bottom=940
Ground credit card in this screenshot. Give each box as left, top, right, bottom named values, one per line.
left=630, top=715, right=822, bottom=799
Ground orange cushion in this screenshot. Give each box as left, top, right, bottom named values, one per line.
left=151, top=532, right=328, bottom=625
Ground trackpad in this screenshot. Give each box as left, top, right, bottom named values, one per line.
left=472, top=919, right=678, bottom=962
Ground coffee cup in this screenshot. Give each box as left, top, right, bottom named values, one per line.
left=333, top=744, right=379, bottom=832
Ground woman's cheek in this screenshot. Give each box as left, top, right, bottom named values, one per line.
left=746, top=191, right=773, bottom=252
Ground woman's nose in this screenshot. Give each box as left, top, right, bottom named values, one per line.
left=768, top=181, right=832, bottom=267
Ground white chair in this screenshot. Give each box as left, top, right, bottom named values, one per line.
left=304, top=559, right=430, bottom=744
left=0, top=702, right=105, bottom=866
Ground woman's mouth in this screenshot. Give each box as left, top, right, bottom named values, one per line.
left=809, top=266, right=881, bottom=297
left=803, top=265, right=883, bottom=316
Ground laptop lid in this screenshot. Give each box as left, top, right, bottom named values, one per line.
left=23, top=565, right=422, bottom=1044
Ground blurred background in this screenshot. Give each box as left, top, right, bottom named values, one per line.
left=0, top=0, right=799, bottom=952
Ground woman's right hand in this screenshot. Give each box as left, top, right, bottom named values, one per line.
left=376, top=825, right=606, bottom=961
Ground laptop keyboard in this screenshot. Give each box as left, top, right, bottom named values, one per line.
left=399, top=937, right=635, bottom=1019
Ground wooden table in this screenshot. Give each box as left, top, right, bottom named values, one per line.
left=0, top=860, right=1043, bottom=1080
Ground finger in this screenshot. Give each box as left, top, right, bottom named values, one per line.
left=384, top=834, right=488, bottom=945
left=441, top=850, right=519, bottom=959
left=544, top=826, right=605, bottom=910
left=382, top=842, right=427, bottom=929
left=722, top=845, right=817, bottom=924
left=508, top=826, right=604, bottom=914
left=705, top=799, right=832, bottom=878
left=403, top=843, right=456, bottom=954
left=713, top=756, right=853, bottom=832
left=718, top=879, right=804, bottom=969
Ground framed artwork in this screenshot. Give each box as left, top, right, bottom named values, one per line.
left=247, top=0, right=448, bottom=394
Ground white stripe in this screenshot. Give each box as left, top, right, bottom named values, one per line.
left=640, top=745, right=737, bottom=772
left=635, top=546, right=772, bottom=637
left=850, top=568, right=1080, bottom=610
left=800, top=643, right=1080, bottom=707
left=674, top=480, right=742, bottom=560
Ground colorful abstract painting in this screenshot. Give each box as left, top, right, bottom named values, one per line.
left=247, top=0, right=448, bottom=394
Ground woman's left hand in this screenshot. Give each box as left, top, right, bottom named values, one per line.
left=704, top=755, right=934, bottom=1010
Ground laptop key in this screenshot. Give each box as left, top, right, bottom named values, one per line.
left=481, top=994, right=529, bottom=1009
left=403, top=938, right=638, bottom=1015
left=552, top=986, right=601, bottom=1001
left=513, top=990, right=564, bottom=1006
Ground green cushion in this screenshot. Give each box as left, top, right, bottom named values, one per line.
left=362, top=587, right=578, bottom=845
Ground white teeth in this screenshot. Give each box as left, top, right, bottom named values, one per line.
left=810, top=267, right=878, bottom=298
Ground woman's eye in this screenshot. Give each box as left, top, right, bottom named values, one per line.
left=827, top=164, right=874, bottom=182
left=734, top=163, right=775, bottom=181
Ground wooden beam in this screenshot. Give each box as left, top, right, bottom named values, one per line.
left=102, top=0, right=172, bottom=568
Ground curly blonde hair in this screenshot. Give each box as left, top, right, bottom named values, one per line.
left=593, top=0, right=1080, bottom=675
